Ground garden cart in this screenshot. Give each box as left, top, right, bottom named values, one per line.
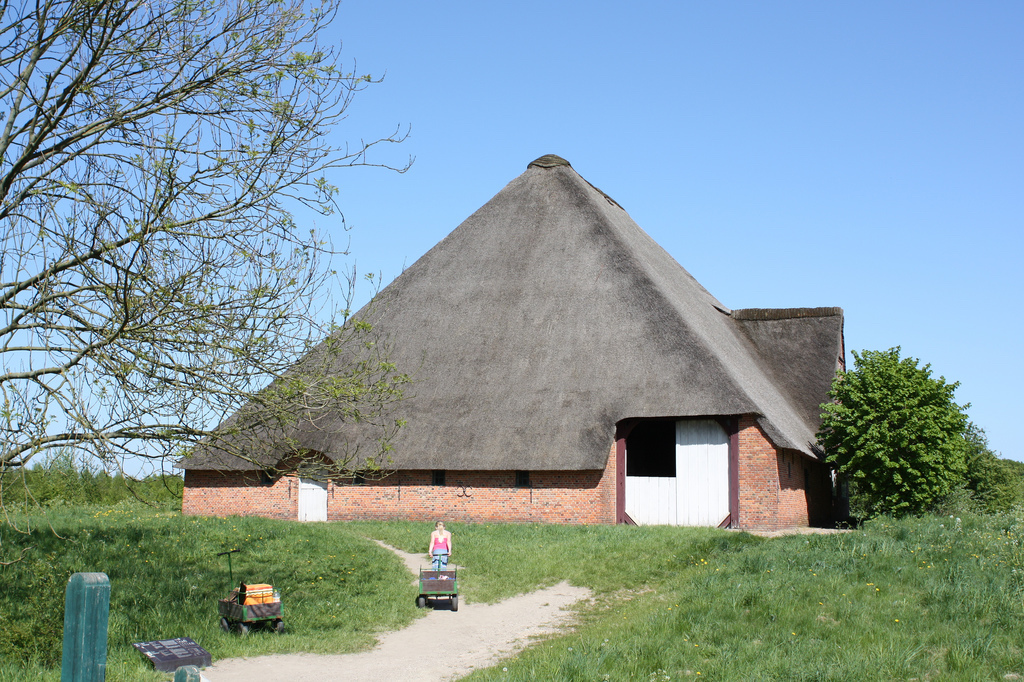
left=216, top=549, right=284, bottom=634
left=416, top=553, right=459, bottom=611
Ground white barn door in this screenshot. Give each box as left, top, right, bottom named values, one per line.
left=675, top=420, right=730, bottom=526
left=625, top=476, right=677, bottom=525
left=625, top=419, right=730, bottom=526
left=298, top=478, right=328, bottom=522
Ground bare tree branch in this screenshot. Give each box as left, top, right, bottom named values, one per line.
left=0, top=0, right=412, bottom=490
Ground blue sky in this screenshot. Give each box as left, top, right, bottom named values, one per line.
left=309, top=1, right=1023, bottom=461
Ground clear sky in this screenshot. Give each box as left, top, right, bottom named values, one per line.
left=308, top=1, right=1023, bottom=461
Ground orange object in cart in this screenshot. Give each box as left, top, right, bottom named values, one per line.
left=240, top=583, right=275, bottom=605
left=217, top=549, right=284, bottom=635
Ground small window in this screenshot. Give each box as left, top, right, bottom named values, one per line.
left=515, top=471, right=530, bottom=488
left=259, top=470, right=274, bottom=486
left=353, top=472, right=366, bottom=485
left=432, top=470, right=446, bottom=486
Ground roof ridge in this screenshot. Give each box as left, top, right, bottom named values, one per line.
left=527, top=154, right=623, bottom=210
left=731, top=307, right=843, bottom=321
left=527, top=154, right=572, bottom=169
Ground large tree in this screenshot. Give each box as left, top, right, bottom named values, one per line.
left=0, top=0, right=410, bottom=481
left=818, top=347, right=969, bottom=518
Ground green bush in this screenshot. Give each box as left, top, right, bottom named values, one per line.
left=0, top=450, right=183, bottom=513
left=819, top=348, right=970, bottom=518
left=963, top=423, right=1023, bottom=513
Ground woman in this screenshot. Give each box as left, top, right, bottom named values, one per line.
left=428, top=521, right=453, bottom=571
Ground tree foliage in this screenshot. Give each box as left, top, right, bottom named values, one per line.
left=0, top=0, right=410, bottom=482
left=1, top=449, right=182, bottom=510
left=962, top=423, right=1022, bottom=514
left=818, top=347, right=969, bottom=518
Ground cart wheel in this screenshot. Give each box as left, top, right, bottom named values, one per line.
left=416, top=596, right=426, bottom=609
left=220, top=618, right=231, bottom=633
left=275, top=619, right=285, bottom=634
left=451, top=595, right=459, bottom=612
left=238, top=622, right=250, bottom=635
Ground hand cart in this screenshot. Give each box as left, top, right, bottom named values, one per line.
left=417, top=555, right=459, bottom=611
left=216, top=549, right=284, bottom=634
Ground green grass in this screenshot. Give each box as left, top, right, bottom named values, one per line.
left=459, top=514, right=1024, bottom=681
left=0, top=502, right=420, bottom=681
left=353, top=520, right=744, bottom=602
left=3, top=508, right=1024, bottom=680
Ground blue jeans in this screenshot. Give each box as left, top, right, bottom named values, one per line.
left=432, top=550, right=449, bottom=571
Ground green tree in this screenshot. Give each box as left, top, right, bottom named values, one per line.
left=0, top=0, right=410, bottom=489
left=818, top=347, right=969, bottom=518
left=962, top=423, right=1022, bottom=513
left=0, top=450, right=184, bottom=511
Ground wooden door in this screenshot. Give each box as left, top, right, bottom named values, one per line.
left=298, top=478, right=328, bottom=522
left=625, top=475, right=677, bottom=525
left=675, top=419, right=730, bottom=526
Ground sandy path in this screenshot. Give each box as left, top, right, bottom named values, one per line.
left=203, top=542, right=591, bottom=682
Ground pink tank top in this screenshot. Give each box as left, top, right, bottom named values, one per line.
left=431, top=535, right=450, bottom=552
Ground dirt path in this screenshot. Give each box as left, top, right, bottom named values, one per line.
left=203, top=542, right=591, bottom=682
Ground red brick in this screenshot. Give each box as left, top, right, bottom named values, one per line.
left=734, top=416, right=831, bottom=531
left=183, top=444, right=618, bottom=525
left=183, top=422, right=831, bottom=529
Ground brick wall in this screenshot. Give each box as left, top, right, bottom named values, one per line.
left=735, top=415, right=832, bottom=530
left=182, top=445, right=617, bottom=524
left=182, top=430, right=831, bottom=529
left=182, top=470, right=297, bottom=519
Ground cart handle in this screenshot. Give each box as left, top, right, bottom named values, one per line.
left=217, top=549, right=241, bottom=592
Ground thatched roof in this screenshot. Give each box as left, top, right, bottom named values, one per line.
left=182, top=155, right=843, bottom=472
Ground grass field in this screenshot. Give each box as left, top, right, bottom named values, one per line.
left=0, top=503, right=419, bottom=681
left=2, top=506, right=1023, bottom=680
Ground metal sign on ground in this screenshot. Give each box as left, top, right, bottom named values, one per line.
left=132, top=638, right=213, bottom=672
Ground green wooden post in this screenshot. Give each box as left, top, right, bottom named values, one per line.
left=61, top=572, right=110, bottom=682
left=174, top=665, right=202, bottom=682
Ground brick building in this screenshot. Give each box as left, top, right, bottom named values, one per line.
left=180, top=155, right=845, bottom=530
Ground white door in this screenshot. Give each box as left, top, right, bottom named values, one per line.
left=625, top=475, right=677, bottom=525
left=625, top=419, right=730, bottom=526
left=298, top=478, right=328, bottom=522
left=675, top=419, right=730, bottom=526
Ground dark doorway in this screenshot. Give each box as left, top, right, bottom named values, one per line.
left=625, top=420, right=675, bottom=477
